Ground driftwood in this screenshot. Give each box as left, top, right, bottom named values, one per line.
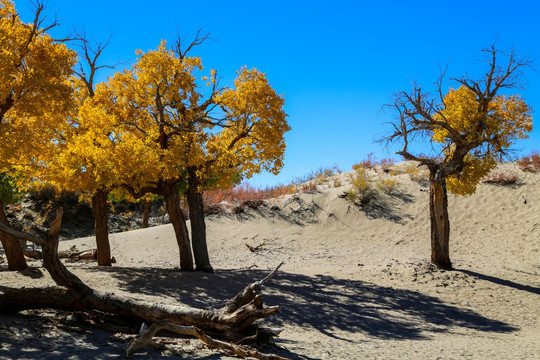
left=0, top=209, right=287, bottom=359
left=246, top=241, right=268, bottom=253
left=22, top=246, right=98, bottom=262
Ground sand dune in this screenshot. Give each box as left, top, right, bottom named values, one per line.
left=1, top=162, right=539, bottom=359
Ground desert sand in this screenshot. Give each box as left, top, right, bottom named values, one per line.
left=0, top=162, right=539, bottom=359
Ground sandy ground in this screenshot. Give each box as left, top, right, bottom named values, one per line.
left=0, top=162, right=539, bottom=359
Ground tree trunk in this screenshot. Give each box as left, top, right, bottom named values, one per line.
left=187, top=167, right=213, bottom=273
left=429, top=179, right=452, bottom=270
left=0, top=199, right=27, bottom=271
left=91, top=188, right=111, bottom=266
left=164, top=184, right=194, bottom=271
left=142, top=200, right=150, bottom=228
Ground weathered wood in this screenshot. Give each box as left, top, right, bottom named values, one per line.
left=126, top=320, right=290, bottom=360
left=22, top=248, right=97, bottom=261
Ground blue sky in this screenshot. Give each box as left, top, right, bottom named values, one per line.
left=17, top=0, right=540, bottom=186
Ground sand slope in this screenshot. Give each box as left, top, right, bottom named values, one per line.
left=1, top=162, right=539, bottom=359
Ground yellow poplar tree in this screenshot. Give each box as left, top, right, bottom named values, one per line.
left=185, top=67, right=289, bottom=272
left=384, top=46, right=533, bottom=269
left=0, top=0, right=76, bottom=270
left=91, top=39, right=289, bottom=271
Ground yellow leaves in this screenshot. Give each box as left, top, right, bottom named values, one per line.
left=432, top=85, right=532, bottom=196
left=210, top=67, right=289, bottom=180
left=0, top=0, right=76, bottom=183
left=433, top=86, right=532, bottom=148
left=488, top=94, right=533, bottom=146
left=446, top=155, right=495, bottom=196
left=2, top=29, right=290, bottom=198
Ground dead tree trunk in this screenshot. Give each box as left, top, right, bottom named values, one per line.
left=429, top=179, right=452, bottom=270
left=91, top=188, right=112, bottom=266
left=164, top=184, right=194, bottom=271
left=0, top=210, right=285, bottom=359
left=0, top=199, right=27, bottom=271
left=187, top=166, right=213, bottom=273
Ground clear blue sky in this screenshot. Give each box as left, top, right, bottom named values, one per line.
left=16, top=0, right=540, bottom=186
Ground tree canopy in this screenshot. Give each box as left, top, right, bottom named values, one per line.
left=0, top=0, right=76, bottom=174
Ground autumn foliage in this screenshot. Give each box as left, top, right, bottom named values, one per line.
left=433, top=86, right=532, bottom=195
left=0, top=0, right=76, bottom=175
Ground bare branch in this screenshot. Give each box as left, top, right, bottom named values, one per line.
left=0, top=222, right=45, bottom=246
left=452, top=44, right=533, bottom=112
left=174, top=29, right=212, bottom=60
left=73, top=31, right=118, bottom=96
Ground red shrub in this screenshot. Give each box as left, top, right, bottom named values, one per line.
left=202, top=182, right=294, bottom=214
left=517, top=151, right=540, bottom=173
left=482, top=171, right=519, bottom=185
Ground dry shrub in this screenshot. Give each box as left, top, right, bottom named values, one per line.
left=377, top=176, right=398, bottom=194
left=299, top=182, right=317, bottom=192
left=294, top=165, right=341, bottom=185
left=353, top=153, right=395, bottom=173
left=353, top=153, right=376, bottom=170
left=378, top=158, right=395, bottom=173
left=482, top=171, right=519, bottom=185
left=402, top=163, right=429, bottom=182
left=517, top=151, right=540, bottom=173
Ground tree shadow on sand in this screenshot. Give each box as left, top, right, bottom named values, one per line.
left=89, top=267, right=517, bottom=343
left=458, top=269, right=540, bottom=295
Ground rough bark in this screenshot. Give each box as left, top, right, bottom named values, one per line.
left=187, top=167, right=213, bottom=273
left=142, top=200, right=150, bottom=228
left=91, top=188, right=112, bottom=266
left=429, top=180, right=452, bottom=270
left=164, top=184, right=193, bottom=271
left=0, top=199, right=27, bottom=270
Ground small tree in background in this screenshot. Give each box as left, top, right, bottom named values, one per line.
left=383, top=46, right=533, bottom=269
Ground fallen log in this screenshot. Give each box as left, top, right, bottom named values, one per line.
left=0, top=209, right=287, bottom=359
left=24, top=247, right=101, bottom=262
